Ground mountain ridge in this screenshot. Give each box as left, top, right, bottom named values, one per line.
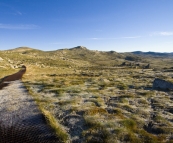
left=132, top=51, right=173, bottom=57
left=3, top=46, right=173, bottom=55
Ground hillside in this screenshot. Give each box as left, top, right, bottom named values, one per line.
left=1, top=46, right=173, bottom=71
left=0, top=46, right=125, bottom=71
left=1, top=46, right=173, bottom=142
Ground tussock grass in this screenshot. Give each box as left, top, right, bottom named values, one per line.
left=84, top=107, right=107, bottom=116
left=120, top=119, right=136, bottom=130
left=25, top=85, right=70, bottom=143
left=41, top=109, right=70, bottom=142
left=116, top=82, right=128, bottom=90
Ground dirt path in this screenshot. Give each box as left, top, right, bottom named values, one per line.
left=0, top=68, right=59, bottom=143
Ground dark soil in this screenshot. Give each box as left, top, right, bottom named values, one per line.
left=0, top=66, right=26, bottom=90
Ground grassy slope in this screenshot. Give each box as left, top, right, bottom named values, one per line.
left=1, top=47, right=173, bottom=142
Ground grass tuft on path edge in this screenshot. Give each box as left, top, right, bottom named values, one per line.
left=24, top=83, right=70, bottom=143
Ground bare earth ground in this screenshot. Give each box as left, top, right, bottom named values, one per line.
left=0, top=80, right=59, bottom=143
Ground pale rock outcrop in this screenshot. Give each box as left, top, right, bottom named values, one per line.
left=9, top=64, right=15, bottom=69
left=0, top=57, right=3, bottom=61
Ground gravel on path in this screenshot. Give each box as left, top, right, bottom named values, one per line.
left=0, top=80, right=59, bottom=143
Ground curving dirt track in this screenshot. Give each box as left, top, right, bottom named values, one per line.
left=0, top=66, right=59, bottom=143
left=0, top=66, right=26, bottom=89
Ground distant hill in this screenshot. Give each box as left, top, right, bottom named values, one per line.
left=132, top=51, right=173, bottom=58
left=54, top=46, right=127, bottom=66
left=0, top=46, right=126, bottom=68
left=7, top=47, right=36, bottom=52
left=1, top=46, right=173, bottom=69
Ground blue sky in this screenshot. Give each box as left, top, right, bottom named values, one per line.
left=0, top=0, right=173, bottom=52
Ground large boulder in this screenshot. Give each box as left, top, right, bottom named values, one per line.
left=153, top=78, right=173, bottom=90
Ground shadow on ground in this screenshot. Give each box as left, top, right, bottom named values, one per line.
left=0, top=66, right=60, bottom=143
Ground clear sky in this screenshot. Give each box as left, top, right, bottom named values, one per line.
left=0, top=0, right=173, bottom=52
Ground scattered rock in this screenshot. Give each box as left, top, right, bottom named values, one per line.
left=144, top=64, right=150, bottom=69
left=8, top=59, right=13, bottom=64
left=0, top=57, right=3, bottom=61
left=10, top=64, right=14, bottom=69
